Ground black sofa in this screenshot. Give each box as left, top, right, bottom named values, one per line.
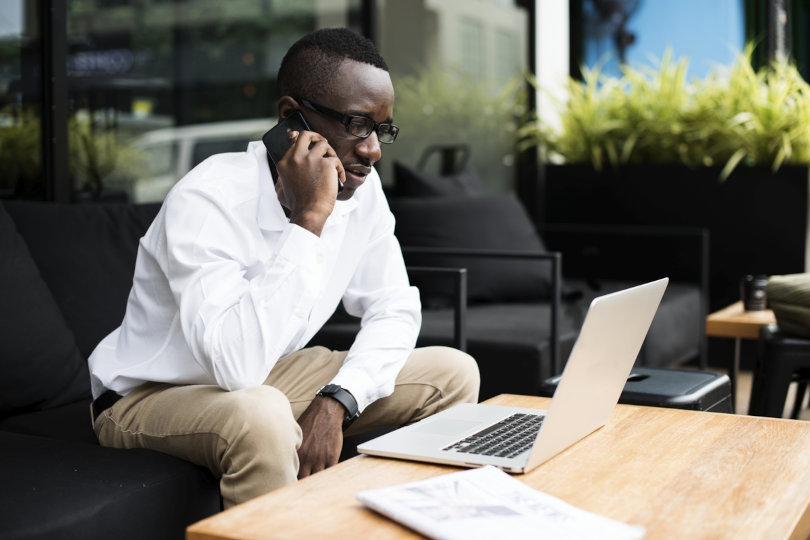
left=0, top=201, right=220, bottom=540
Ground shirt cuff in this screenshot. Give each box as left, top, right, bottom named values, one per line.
left=329, top=368, right=379, bottom=413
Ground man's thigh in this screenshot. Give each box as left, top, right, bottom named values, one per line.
left=263, top=346, right=348, bottom=418
left=346, top=345, right=480, bottom=434
left=94, top=381, right=299, bottom=474
left=264, top=345, right=479, bottom=424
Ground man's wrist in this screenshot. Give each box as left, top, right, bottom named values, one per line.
left=316, top=384, right=359, bottom=430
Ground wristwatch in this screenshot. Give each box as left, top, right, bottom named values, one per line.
left=317, top=384, right=360, bottom=430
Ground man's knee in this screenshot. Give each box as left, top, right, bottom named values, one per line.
left=438, top=347, right=480, bottom=403
left=409, top=346, right=480, bottom=404
left=210, top=386, right=302, bottom=507
left=217, top=385, right=302, bottom=455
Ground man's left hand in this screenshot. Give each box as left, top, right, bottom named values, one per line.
left=296, top=395, right=345, bottom=479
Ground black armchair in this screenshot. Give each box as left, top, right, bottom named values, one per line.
left=405, top=265, right=469, bottom=351
left=402, top=246, right=563, bottom=374
left=393, top=195, right=708, bottom=400
left=539, top=223, right=710, bottom=369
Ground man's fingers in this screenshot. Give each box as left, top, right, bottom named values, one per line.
left=289, top=135, right=345, bottom=185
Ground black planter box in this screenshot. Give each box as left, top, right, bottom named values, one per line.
left=543, top=164, right=809, bottom=310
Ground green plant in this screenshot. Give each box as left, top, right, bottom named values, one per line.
left=520, top=44, right=810, bottom=179
left=0, top=106, right=146, bottom=199
left=0, top=107, right=42, bottom=197
left=387, top=62, right=526, bottom=192
left=68, top=112, right=143, bottom=197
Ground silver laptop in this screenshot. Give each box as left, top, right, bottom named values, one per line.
left=357, top=278, right=668, bottom=473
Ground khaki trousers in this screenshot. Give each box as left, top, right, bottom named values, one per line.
left=93, top=346, right=479, bottom=508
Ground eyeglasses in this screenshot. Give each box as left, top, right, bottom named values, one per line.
left=297, top=98, right=399, bottom=144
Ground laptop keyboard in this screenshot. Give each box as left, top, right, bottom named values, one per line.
left=443, top=413, right=544, bottom=458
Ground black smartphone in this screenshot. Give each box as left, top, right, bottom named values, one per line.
left=263, top=110, right=311, bottom=167
left=262, top=111, right=343, bottom=193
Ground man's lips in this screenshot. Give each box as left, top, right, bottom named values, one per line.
left=344, top=166, right=371, bottom=187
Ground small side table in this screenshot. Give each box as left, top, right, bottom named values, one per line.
left=705, top=301, right=776, bottom=413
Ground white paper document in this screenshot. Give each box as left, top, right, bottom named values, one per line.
left=356, top=466, right=645, bottom=540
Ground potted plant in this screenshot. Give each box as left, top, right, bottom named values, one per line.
left=0, top=107, right=43, bottom=199
left=69, top=111, right=145, bottom=201
left=519, top=45, right=810, bottom=309
left=0, top=105, right=144, bottom=202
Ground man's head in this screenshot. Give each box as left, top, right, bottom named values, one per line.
left=277, top=28, right=388, bottom=100
left=276, top=28, right=395, bottom=200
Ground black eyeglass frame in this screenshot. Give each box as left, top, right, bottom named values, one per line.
left=297, top=98, right=399, bottom=144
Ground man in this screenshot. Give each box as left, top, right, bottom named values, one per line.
left=88, top=27, right=480, bottom=509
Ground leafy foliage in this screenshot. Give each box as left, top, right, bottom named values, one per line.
left=0, top=106, right=144, bottom=199
left=0, top=107, right=42, bottom=197
left=520, top=44, right=810, bottom=179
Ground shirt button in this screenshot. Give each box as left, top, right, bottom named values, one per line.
left=315, top=253, right=324, bottom=264
left=295, top=308, right=307, bottom=318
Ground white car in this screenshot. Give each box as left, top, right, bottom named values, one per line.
left=130, top=118, right=275, bottom=203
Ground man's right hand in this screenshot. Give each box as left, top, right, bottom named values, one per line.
left=296, top=395, right=345, bottom=479
left=275, top=130, right=346, bottom=237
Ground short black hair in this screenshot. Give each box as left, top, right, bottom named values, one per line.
left=277, top=27, right=389, bottom=101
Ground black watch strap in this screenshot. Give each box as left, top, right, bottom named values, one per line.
left=317, top=384, right=360, bottom=430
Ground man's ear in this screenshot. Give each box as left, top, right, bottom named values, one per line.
left=277, top=96, right=299, bottom=120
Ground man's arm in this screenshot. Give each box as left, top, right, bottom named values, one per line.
left=297, top=192, right=420, bottom=478
left=330, top=210, right=422, bottom=410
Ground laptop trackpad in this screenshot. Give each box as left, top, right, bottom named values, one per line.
left=413, top=418, right=482, bottom=436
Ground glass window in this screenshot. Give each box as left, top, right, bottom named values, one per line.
left=376, top=0, right=529, bottom=193
left=460, top=17, right=485, bottom=79
left=579, top=0, right=745, bottom=79
left=64, top=0, right=361, bottom=203
left=0, top=0, right=43, bottom=200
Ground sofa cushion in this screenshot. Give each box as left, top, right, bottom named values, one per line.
left=0, top=399, right=97, bottom=444
left=4, top=201, right=161, bottom=359
left=393, top=161, right=484, bottom=197
left=0, top=430, right=220, bottom=540
left=389, top=194, right=552, bottom=303
left=0, top=203, right=88, bottom=417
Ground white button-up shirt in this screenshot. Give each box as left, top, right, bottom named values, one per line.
left=88, top=141, right=421, bottom=412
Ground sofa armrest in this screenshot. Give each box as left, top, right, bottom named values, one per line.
left=406, top=266, right=468, bottom=352
left=402, top=247, right=563, bottom=374
left=539, top=223, right=709, bottom=367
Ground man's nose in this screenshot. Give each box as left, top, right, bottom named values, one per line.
left=355, top=131, right=382, bottom=163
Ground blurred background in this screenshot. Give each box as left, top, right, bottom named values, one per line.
left=3, top=0, right=791, bottom=206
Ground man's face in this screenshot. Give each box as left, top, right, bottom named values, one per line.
left=297, top=60, right=395, bottom=201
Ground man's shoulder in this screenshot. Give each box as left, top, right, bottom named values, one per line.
left=168, top=145, right=265, bottom=208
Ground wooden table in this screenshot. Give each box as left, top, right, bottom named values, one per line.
left=705, top=301, right=776, bottom=411
left=187, top=393, right=810, bottom=540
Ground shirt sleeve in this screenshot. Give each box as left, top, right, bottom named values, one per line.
left=162, top=185, right=326, bottom=391
left=329, top=205, right=422, bottom=412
